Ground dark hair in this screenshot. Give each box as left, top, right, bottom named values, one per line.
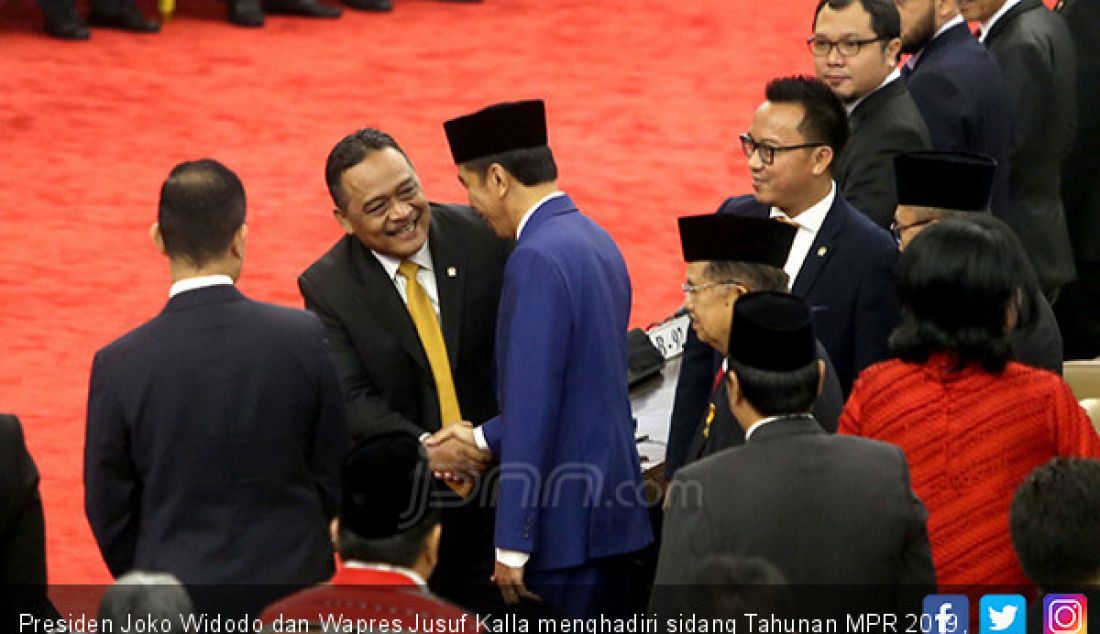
left=812, top=0, right=901, bottom=40
left=704, top=261, right=789, bottom=293
left=727, top=358, right=819, bottom=416
left=465, top=145, right=558, bottom=187
left=1011, top=458, right=1100, bottom=587
left=98, top=572, right=194, bottom=623
left=325, top=128, right=411, bottom=211
left=890, top=218, right=1028, bottom=372
left=338, top=516, right=438, bottom=568
left=765, top=76, right=849, bottom=162
left=157, top=159, right=245, bottom=267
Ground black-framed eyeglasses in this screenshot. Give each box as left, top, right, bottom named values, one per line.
left=890, top=218, right=935, bottom=242
left=806, top=35, right=886, bottom=57
left=739, top=133, right=827, bottom=166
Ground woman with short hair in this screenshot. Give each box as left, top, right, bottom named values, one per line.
left=839, top=216, right=1099, bottom=587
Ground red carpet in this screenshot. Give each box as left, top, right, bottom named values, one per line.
left=0, top=0, right=820, bottom=583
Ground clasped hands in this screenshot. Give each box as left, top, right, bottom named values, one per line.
left=423, top=421, right=491, bottom=483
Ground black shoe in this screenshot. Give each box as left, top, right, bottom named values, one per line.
left=228, top=0, right=265, bottom=26
left=263, top=0, right=341, bottom=17
left=342, top=0, right=391, bottom=11
left=87, top=4, right=160, bottom=32
left=43, top=4, right=90, bottom=39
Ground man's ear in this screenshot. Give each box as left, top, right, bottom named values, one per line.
left=332, top=207, right=355, bottom=236
left=885, top=37, right=902, bottom=67
left=151, top=222, right=168, bottom=256
left=231, top=224, right=248, bottom=260
left=812, top=146, right=835, bottom=176
left=488, top=163, right=510, bottom=198
left=816, top=359, right=826, bottom=396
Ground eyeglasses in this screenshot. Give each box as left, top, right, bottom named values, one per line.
left=682, top=281, right=742, bottom=296
left=890, top=218, right=935, bottom=242
left=740, top=133, right=827, bottom=166
left=806, top=36, right=886, bottom=57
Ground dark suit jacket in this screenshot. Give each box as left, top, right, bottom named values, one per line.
left=1059, top=0, right=1100, bottom=263
left=906, top=22, right=1013, bottom=217
left=299, top=203, right=508, bottom=443
left=1, top=413, right=58, bottom=625
left=298, top=203, right=510, bottom=599
left=985, top=0, right=1078, bottom=292
left=835, top=78, right=932, bottom=229
left=718, top=194, right=899, bottom=394
left=84, top=286, right=348, bottom=595
left=653, top=416, right=935, bottom=589
left=683, top=341, right=843, bottom=469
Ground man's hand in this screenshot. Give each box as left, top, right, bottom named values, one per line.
left=424, top=422, right=490, bottom=482
left=491, top=561, right=541, bottom=605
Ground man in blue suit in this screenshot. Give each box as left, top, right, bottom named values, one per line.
left=436, top=100, right=653, bottom=618
left=895, top=0, right=1012, bottom=217
left=84, top=160, right=350, bottom=614
left=672, top=77, right=898, bottom=460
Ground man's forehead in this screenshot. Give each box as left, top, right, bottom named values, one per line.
left=752, top=102, right=805, bottom=139
left=815, top=1, right=873, bottom=33
left=341, top=150, right=417, bottom=199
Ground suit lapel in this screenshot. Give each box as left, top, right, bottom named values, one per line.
left=427, top=221, right=467, bottom=371
left=347, top=239, right=430, bottom=373
left=791, top=196, right=845, bottom=297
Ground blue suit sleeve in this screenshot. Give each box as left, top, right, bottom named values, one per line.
left=488, top=250, right=573, bottom=554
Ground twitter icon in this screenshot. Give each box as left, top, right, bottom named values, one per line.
left=981, top=595, right=1027, bottom=634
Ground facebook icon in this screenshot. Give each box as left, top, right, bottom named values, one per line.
left=924, top=595, right=970, bottom=634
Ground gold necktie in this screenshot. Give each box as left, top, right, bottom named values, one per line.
left=398, top=261, right=470, bottom=497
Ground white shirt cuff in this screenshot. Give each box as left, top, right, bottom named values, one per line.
left=495, top=548, right=530, bottom=568
left=473, top=427, right=489, bottom=452
left=418, top=432, right=430, bottom=443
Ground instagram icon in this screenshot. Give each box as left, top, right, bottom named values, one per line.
left=1045, top=595, right=1087, bottom=634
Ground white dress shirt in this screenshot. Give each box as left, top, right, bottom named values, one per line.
left=770, top=182, right=836, bottom=290
left=168, top=274, right=234, bottom=298
left=371, top=241, right=440, bottom=320
left=744, top=413, right=815, bottom=442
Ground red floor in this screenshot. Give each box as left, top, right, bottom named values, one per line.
left=0, top=0, right=819, bottom=583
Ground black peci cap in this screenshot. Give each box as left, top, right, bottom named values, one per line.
left=444, top=100, right=548, bottom=165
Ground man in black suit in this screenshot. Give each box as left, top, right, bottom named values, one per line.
left=664, top=214, right=843, bottom=480
left=1, top=414, right=55, bottom=624
left=964, top=0, right=1077, bottom=297
left=811, top=0, right=931, bottom=229
left=653, top=292, right=934, bottom=590
left=84, top=159, right=349, bottom=613
left=895, top=0, right=1012, bottom=217
left=892, top=150, right=1063, bottom=374
left=1054, top=0, right=1100, bottom=358
left=298, top=129, right=511, bottom=610
left=677, top=76, right=898, bottom=400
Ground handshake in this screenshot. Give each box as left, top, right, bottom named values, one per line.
left=423, top=422, right=492, bottom=483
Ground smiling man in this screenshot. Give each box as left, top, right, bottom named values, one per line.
left=297, top=128, right=511, bottom=611
left=810, top=0, right=930, bottom=228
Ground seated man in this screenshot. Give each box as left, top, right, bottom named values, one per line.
left=261, top=432, right=477, bottom=633
left=665, top=214, right=844, bottom=480
left=654, top=292, right=934, bottom=593
left=892, top=150, right=1062, bottom=374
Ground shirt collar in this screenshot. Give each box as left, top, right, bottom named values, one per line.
left=169, top=275, right=234, bottom=298
left=906, top=15, right=964, bottom=70
left=516, top=191, right=566, bottom=239
left=980, top=0, right=1021, bottom=41
left=744, top=415, right=786, bottom=442
left=372, top=239, right=433, bottom=282
left=845, top=69, right=901, bottom=115
left=770, top=181, right=835, bottom=233
left=342, top=561, right=428, bottom=587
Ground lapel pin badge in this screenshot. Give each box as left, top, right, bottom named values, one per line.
left=447, top=267, right=458, bottom=278
left=817, top=246, right=828, bottom=257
